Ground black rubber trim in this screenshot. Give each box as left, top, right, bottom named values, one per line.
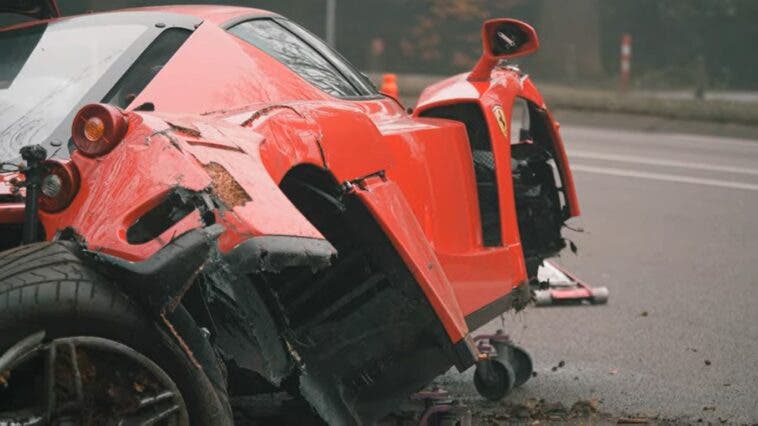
left=83, top=224, right=224, bottom=314
left=219, top=11, right=281, bottom=30
left=223, top=235, right=337, bottom=274
left=464, top=280, right=529, bottom=331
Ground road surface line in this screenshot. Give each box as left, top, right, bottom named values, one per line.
left=571, top=164, right=758, bottom=191
left=569, top=150, right=758, bottom=176
left=563, top=125, right=758, bottom=148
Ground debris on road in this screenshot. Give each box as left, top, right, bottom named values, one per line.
left=465, top=397, right=607, bottom=423
left=549, top=359, right=567, bottom=372
left=570, top=399, right=599, bottom=416
left=617, top=416, right=651, bottom=424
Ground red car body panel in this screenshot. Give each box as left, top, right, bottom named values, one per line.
left=413, top=70, right=582, bottom=316
left=354, top=178, right=468, bottom=340
left=417, top=71, right=580, bottom=218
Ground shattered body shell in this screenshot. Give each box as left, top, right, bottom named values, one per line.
left=0, top=5, right=580, bottom=424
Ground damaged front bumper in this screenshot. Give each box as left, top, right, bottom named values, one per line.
left=77, top=217, right=472, bottom=424
left=28, top=109, right=478, bottom=424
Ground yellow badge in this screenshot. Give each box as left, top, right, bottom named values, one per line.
left=492, top=105, right=508, bottom=138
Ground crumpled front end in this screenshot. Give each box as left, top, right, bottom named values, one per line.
left=38, top=108, right=328, bottom=260
left=31, top=105, right=471, bottom=424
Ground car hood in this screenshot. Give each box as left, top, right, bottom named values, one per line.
left=1, top=0, right=59, bottom=19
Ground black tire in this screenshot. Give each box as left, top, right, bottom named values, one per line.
left=473, top=359, right=515, bottom=401
left=0, top=241, right=231, bottom=425
left=504, top=344, right=533, bottom=387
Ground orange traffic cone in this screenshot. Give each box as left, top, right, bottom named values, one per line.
left=380, top=73, right=398, bottom=98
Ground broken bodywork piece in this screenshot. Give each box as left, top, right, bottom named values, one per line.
left=253, top=189, right=466, bottom=423
left=85, top=224, right=225, bottom=315
left=125, top=187, right=218, bottom=245
left=203, top=162, right=252, bottom=208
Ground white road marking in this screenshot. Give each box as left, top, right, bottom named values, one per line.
left=569, top=150, right=758, bottom=176
left=563, top=125, right=758, bottom=148
left=571, top=164, right=758, bottom=191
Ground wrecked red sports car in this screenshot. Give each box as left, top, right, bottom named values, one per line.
left=0, top=2, right=579, bottom=424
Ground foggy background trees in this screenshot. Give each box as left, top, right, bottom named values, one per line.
left=35, top=0, right=758, bottom=90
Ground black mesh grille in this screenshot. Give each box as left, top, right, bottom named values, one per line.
left=419, top=103, right=502, bottom=246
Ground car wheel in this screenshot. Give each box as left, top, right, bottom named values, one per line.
left=0, top=242, right=231, bottom=425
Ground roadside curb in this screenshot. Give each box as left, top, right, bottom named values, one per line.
left=370, top=73, right=758, bottom=127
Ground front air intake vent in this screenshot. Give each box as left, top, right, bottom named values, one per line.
left=126, top=189, right=199, bottom=244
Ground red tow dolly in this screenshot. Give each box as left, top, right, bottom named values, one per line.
left=533, top=261, right=609, bottom=306
left=465, top=262, right=608, bottom=409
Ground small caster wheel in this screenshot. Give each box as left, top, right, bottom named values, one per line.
left=492, top=341, right=533, bottom=387
left=474, top=359, right=515, bottom=401
left=590, top=286, right=609, bottom=304
left=534, top=289, right=552, bottom=306
left=500, top=344, right=533, bottom=387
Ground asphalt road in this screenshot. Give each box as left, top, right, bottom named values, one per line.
left=438, top=124, right=758, bottom=423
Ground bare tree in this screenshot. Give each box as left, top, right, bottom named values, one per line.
left=535, top=0, right=605, bottom=80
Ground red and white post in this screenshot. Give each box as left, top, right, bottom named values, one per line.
left=619, top=33, right=632, bottom=93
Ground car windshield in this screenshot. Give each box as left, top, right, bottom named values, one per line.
left=0, top=19, right=146, bottom=162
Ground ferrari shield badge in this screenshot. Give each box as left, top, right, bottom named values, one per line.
left=492, top=105, right=508, bottom=138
